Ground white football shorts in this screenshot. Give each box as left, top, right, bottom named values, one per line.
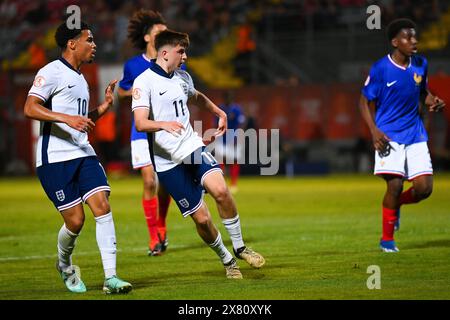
left=131, top=139, right=153, bottom=170
left=374, top=141, right=433, bottom=181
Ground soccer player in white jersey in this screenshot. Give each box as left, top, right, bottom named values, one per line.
left=23, top=19, right=132, bottom=294
left=132, top=30, right=265, bottom=279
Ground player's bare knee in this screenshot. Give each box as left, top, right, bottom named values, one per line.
left=93, top=199, right=111, bottom=215
left=212, top=185, right=231, bottom=205
left=100, top=200, right=111, bottom=214
left=193, top=212, right=212, bottom=228
left=416, top=185, right=433, bottom=200
left=387, top=180, right=403, bottom=198
left=67, top=215, right=85, bottom=232
left=390, top=188, right=403, bottom=199
left=143, top=177, right=157, bottom=194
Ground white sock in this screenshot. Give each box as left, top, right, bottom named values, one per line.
left=209, top=232, right=233, bottom=265
left=222, top=214, right=245, bottom=251
left=95, top=212, right=117, bottom=279
left=57, top=224, right=78, bottom=271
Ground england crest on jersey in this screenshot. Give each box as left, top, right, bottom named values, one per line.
left=180, top=82, right=188, bottom=96
left=179, top=198, right=189, bottom=209
left=56, top=190, right=65, bottom=202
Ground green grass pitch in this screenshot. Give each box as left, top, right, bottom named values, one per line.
left=0, top=174, right=449, bottom=300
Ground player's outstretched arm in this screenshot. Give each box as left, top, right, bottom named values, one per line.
left=24, top=95, right=95, bottom=133
left=423, top=91, right=446, bottom=112
left=134, top=108, right=184, bottom=137
left=188, top=91, right=227, bottom=137
left=89, top=80, right=118, bottom=122
left=359, top=94, right=390, bottom=152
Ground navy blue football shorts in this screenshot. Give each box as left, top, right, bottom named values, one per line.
left=156, top=147, right=222, bottom=217
left=36, top=156, right=110, bottom=212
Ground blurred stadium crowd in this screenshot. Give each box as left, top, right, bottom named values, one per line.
left=1, top=0, right=448, bottom=73
left=1, top=0, right=450, bottom=176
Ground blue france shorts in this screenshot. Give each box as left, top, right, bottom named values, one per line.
left=36, top=156, right=110, bottom=212
left=156, top=147, right=222, bottom=217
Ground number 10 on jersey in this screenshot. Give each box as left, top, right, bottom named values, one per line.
left=77, top=98, right=87, bottom=116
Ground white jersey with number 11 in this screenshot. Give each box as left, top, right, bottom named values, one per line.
left=131, top=65, right=204, bottom=172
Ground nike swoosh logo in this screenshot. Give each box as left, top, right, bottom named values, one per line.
left=68, top=85, right=76, bottom=88
left=159, top=91, right=167, bottom=96
left=386, top=81, right=397, bottom=87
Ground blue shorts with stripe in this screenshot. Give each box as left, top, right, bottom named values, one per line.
left=36, top=156, right=110, bottom=212
left=156, top=147, right=222, bottom=217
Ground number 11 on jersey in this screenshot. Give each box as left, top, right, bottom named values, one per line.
left=173, top=100, right=185, bottom=117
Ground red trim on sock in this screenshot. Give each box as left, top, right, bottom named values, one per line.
left=382, top=207, right=397, bottom=241
left=142, top=197, right=159, bottom=246
left=399, top=187, right=419, bottom=205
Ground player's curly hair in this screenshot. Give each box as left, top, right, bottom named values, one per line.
left=387, top=18, right=417, bottom=41
left=127, top=9, right=166, bottom=50
left=55, top=18, right=90, bottom=49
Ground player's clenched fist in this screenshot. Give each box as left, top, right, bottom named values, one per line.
left=425, top=94, right=445, bottom=113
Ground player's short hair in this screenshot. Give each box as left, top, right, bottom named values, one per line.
left=155, top=30, right=190, bottom=51
left=387, top=18, right=417, bottom=41
left=55, top=18, right=90, bottom=49
left=128, top=9, right=166, bottom=50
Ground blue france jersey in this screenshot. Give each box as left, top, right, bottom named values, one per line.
left=217, top=103, right=245, bottom=144
left=362, top=54, right=428, bottom=145
left=119, top=54, right=187, bottom=141
left=119, top=54, right=153, bottom=141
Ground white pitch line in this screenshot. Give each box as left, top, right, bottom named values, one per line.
left=0, top=244, right=189, bottom=262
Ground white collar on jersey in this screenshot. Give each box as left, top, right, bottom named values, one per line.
left=387, top=54, right=411, bottom=70
left=141, top=53, right=152, bottom=62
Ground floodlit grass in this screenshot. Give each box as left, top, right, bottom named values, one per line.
left=0, top=174, right=449, bottom=300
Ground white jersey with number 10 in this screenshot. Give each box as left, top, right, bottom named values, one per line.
left=28, top=58, right=96, bottom=167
